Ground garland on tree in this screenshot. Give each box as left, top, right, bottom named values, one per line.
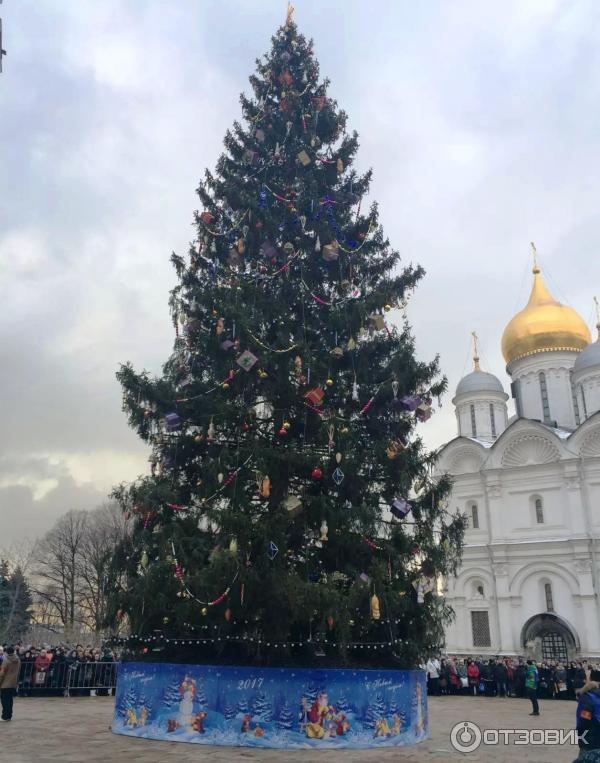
left=106, top=6, right=465, bottom=668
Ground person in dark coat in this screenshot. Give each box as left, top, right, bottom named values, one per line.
left=515, top=660, right=527, bottom=698
left=494, top=660, right=509, bottom=697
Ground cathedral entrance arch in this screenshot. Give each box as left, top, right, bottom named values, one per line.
left=521, top=613, right=578, bottom=661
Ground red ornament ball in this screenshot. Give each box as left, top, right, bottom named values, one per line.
left=311, top=467, right=323, bottom=480
left=278, top=427, right=288, bottom=436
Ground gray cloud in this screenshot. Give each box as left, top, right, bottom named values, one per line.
left=2, top=1, right=600, bottom=542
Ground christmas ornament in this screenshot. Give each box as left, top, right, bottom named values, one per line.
left=220, top=339, right=235, bottom=351
left=369, top=313, right=385, bottom=331
left=297, top=149, right=311, bottom=166
left=164, top=412, right=181, bottom=432
left=243, top=149, right=259, bottom=167
left=347, top=337, right=356, bottom=351
left=258, top=369, right=269, bottom=379
left=283, top=420, right=291, bottom=430
left=336, top=158, right=344, bottom=173
left=267, top=541, right=279, bottom=560
left=322, top=240, right=339, bottom=262
left=384, top=304, right=392, bottom=312
left=216, top=317, right=225, bottom=336
left=260, top=475, right=271, bottom=498
left=162, top=617, right=169, bottom=625
left=391, top=497, right=412, bottom=519
left=386, top=439, right=405, bottom=460
left=399, top=394, right=422, bottom=412
left=278, top=426, right=288, bottom=436
left=370, top=592, right=381, bottom=620
left=284, top=495, right=302, bottom=515
left=294, top=355, right=302, bottom=375
left=335, top=452, right=343, bottom=464
left=218, top=473, right=224, bottom=484
left=200, top=211, right=214, bottom=225
left=224, top=608, right=232, bottom=622
left=332, top=467, right=344, bottom=485
left=260, top=240, right=278, bottom=259
left=140, top=551, right=148, bottom=569
left=207, top=418, right=216, bottom=439
left=327, top=615, right=334, bottom=630
left=311, top=467, right=323, bottom=480
left=325, top=377, right=334, bottom=387
left=229, top=538, right=238, bottom=554
left=236, top=350, right=259, bottom=371
left=201, top=607, right=208, bottom=616
left=416, top=400, right=432, bottom=422
left=305, top=387, right=324, bottom=406
left=319, top=520, right=328, bottom=541
left=330, top=346, right=344, bottom=359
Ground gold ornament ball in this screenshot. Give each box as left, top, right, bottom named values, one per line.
left=340, top=426, right=350, bottom=434
left=163, top=617, right=169, bottom=624
left=326, top=378, right=334, bottom=387
left=194, top=434, right=203, bottom=443
left=201, top=607, right=208, bottom=616
left=348, top=619, right=355, bottom=626
left=283, top=421, right=291, bottom=430
left=384, top=304, right=392, bottom=312
left=222, top=382, right=230, bottom=390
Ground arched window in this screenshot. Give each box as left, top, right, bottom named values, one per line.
left=470, top=404, right=477, bottom=437
left=570, top=371, right=581, bottom=426
left=489, top=404, right=497, bottom=439
left=544, top=582, right=554, bottom=612
left=581, top=386, right=589, bottom=420
left=539, top=372, right=551, bottom=424
left=471, top=503, right=479, bottom=529
left=535, top=497, right=544, bottom=524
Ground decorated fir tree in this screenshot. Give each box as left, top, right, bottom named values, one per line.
left=108, top=8, right=465, bottom=668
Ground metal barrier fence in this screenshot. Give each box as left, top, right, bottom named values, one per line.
left=17, top=660, right=119, bottom=696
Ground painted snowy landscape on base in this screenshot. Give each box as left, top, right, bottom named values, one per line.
left=112, top=662, right=427, bottom=749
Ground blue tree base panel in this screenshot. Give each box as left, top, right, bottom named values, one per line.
left=112, top=662, right=428, bottom=749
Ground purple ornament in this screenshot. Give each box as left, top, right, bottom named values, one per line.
left=399, top=395, right=422, bottom=412
left=164, top=412, right=181, bottom=432
left=391, top=497, right=412, bottom=520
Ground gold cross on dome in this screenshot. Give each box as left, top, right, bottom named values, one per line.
left=471, top=331, right=481, bottom=371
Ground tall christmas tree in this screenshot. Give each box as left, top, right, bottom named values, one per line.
left=108, top=7, right=465, bottom=668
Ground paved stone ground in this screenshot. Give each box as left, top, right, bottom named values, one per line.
left=0, top=695, right=580, bottom=763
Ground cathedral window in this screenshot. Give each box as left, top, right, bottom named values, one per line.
left=539, top=372, right=551, bottom=424
left=544, top=582, right=554, bottom=612
left=470, top=404, right=477, bottom=437
left=581, top=386, right=589, bottom=420
left=471, top=611, right=491, bottom=647
left=535, top=497, right=544, bottom=524
left=470, top=503, right=479, bottom=529
left=512, top=380, right=523, bottom=417
left=489, top=404, right=497, bottom=439
left=570, top=371, right=581, bottom=426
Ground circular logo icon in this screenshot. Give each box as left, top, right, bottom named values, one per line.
left=450, top=721, right=482, bottom=753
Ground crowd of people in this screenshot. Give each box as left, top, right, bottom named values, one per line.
left=424, top=655, right=600, bottom=701
left=0, top=643, right=119, bottom=703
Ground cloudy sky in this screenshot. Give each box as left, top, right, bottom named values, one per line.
left=2, top=0, right=600, bottom=544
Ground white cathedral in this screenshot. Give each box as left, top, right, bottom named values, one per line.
left=437, top=256, right=600, bottom=661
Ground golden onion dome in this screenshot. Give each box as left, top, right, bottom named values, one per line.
left=501, top=264, right=591, bottom=366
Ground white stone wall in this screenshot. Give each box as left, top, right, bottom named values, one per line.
left=454, top=391, right=509, bottom=443
left=508, top=351, right=580, bottom=429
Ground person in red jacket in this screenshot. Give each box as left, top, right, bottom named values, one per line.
left=34, top=649, right=51, bottom=687
left=467, top=659, right=480, bottom=696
